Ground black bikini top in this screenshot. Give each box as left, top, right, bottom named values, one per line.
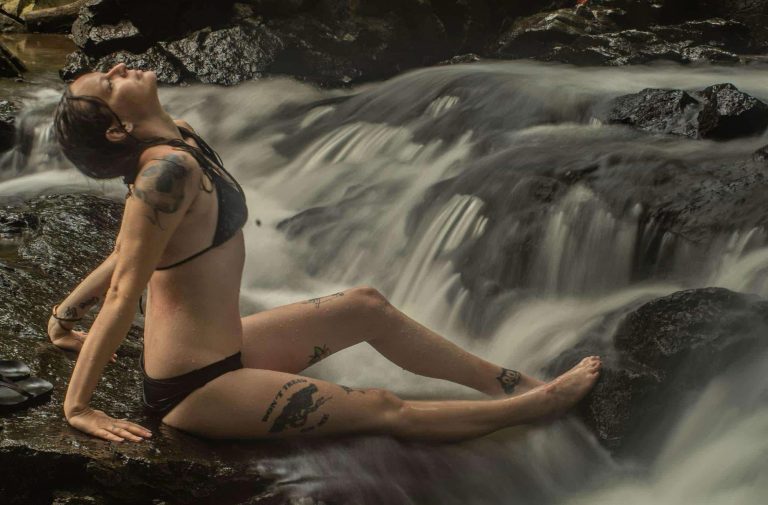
left=127, top=126, right=249, bottom=270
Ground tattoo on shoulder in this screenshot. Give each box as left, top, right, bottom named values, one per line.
left=497, top=368, right=522, bottom=395
left=133, top=154, right=190, bottom=229
left=304, top=292, right=345, bottom=309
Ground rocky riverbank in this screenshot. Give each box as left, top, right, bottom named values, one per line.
left=50, top=0, right=768, bottom=86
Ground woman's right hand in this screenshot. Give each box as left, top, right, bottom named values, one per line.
left=66, top=406, right=152, bottom=443
left=47, top=316, right=117, bottom=363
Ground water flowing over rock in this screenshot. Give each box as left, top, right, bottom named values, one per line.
left=606, top=83, right=768, bottom=139
left=549, top=287, right=768, bottom=456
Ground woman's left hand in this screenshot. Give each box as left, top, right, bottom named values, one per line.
left=66, top=406, right=152, bottom=443
left=47, top=316, right=117, bottom=363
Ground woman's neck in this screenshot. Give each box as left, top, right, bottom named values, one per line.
left=132, top=112, right=181, bottom=141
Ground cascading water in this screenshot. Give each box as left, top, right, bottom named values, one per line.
left=2, top=60, right=767, bottom=504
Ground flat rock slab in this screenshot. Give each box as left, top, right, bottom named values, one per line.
left=0, top=193, right=286, bottom=504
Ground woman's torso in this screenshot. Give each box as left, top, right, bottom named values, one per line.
left=135, top=131, right=246, bottom=379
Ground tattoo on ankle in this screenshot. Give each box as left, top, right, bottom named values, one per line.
left=497, top=368, right=522, bottom=394
left=308, top=344, right=331, bottom=366
left=63, top=305, right=79, bottom=319
left=340, top=385, right=366, bottom=395
left=263, top=382, right=333, bottom=434
left=304, top=292, right=345, bottom=309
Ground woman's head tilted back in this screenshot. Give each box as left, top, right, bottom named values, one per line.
left=54, top=63, right=162, bottom=182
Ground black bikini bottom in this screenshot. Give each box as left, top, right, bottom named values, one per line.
left=140, top=349, right=243, bottom=417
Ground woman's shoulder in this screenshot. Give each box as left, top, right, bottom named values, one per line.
left=134, top=144, right=202, bottom=188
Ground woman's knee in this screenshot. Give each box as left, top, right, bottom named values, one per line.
left=347, top=285, right=391, bottom=312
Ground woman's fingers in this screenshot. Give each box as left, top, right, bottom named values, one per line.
left=94, top=428, right=124, bottom=442
left=108, top=420, right=153, bottom=442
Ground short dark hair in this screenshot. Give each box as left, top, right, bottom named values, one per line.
left=53, top=86, right=144, bottom=183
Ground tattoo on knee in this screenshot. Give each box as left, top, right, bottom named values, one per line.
left=308, top=344, right=331, bottom=366
left=497, top=368, right=522, bottom=394
left=304, top=292, right=345, bottom=309
left=262, top=379, right=333, bottom=434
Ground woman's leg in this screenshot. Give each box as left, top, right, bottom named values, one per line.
left=241, top=286, right=543, bottom=397
left=162, top=356, right=601, bottom=441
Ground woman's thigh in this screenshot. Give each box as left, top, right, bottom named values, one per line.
left=240, top=287, right=387, bottom=374
left=161, top=367, right=400, bottom=439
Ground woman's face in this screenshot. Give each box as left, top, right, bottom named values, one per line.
left=69, top=63, right=160, bottom=125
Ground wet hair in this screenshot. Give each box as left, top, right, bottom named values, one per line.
left=53, top=85, right=219, bottom=186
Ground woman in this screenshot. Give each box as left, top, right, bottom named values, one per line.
left=50, top=63, right=601, bottom=444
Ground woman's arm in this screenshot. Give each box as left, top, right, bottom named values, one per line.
left=47, top=250, right=117, bottom=350
left=54, top=251, right=117, bottom=322
left=64, top=150, right=200, bottom=441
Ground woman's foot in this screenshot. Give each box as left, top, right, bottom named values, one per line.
left=518, top=356, right=602, bottom=422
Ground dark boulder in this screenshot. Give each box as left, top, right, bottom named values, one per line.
left=493, top=4, right=748, bottom=66
left=71, top=0, right=237, bottom=56
left=549, top=287, right=768, bottom=455
left=160, top=23, right=284, bottom=85
left=697, top=83, right=768, bottom=140
left=0, top=99, right=19, bottom=153
left=605, top=83, right=768, bottom=140
left=606, top=88, right=703, bottom=137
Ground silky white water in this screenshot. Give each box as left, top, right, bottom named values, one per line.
left=2, top=60, right=767, bottom=504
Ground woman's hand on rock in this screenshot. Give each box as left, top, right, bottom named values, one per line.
left=66, top=406, right=152, bottom=443
left=47, top=317, right=117, bottom=363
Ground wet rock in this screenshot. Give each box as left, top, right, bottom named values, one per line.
left=494, top=6, right=747, bottom=66
left=437, top=53, right=482, bottom=66
left=0, top=193, right=283, bottom=504
left=606, top=88, right=703, bottom=137
left=71, top=0, right=237, bottom=56
left=550, top=287, right=768, bottom=456
left=0, top=99, right=19, bottom=152
left=697, top=83, right=768, bottom=140
left=606, top=83, right=768, bottom=140
left=160, top=23, right=284, bottom=85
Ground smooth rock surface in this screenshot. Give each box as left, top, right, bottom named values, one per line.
left=549, top=287, right=768, bottom=456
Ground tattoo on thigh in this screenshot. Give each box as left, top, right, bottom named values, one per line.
left=304, top=292, right=345, bottom=309
left=265, top=383, right=333, bottom=434
left=133, top=155, right=189, bottom=229
left=497, top=368, right=522, bottom=394
left=308, top=344, right=331, bottom=366
left=262, top=378, right=308, bottom=422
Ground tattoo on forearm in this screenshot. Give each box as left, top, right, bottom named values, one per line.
left=304, top=292, right=344, bottom=309
left=77, top=296, right=100, bottom=310
left=308, top=344, right=330, bottom=366
left=262, top=380, right=333, bottom=434
left=133, top=155, right=189, bottom=229
left=497, top=368, right=522, bottom=394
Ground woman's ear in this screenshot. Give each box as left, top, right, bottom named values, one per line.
left=105, top=123, right=133, bottom=142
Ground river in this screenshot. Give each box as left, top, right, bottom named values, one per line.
left=0, top=37, right=766, bottom=504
